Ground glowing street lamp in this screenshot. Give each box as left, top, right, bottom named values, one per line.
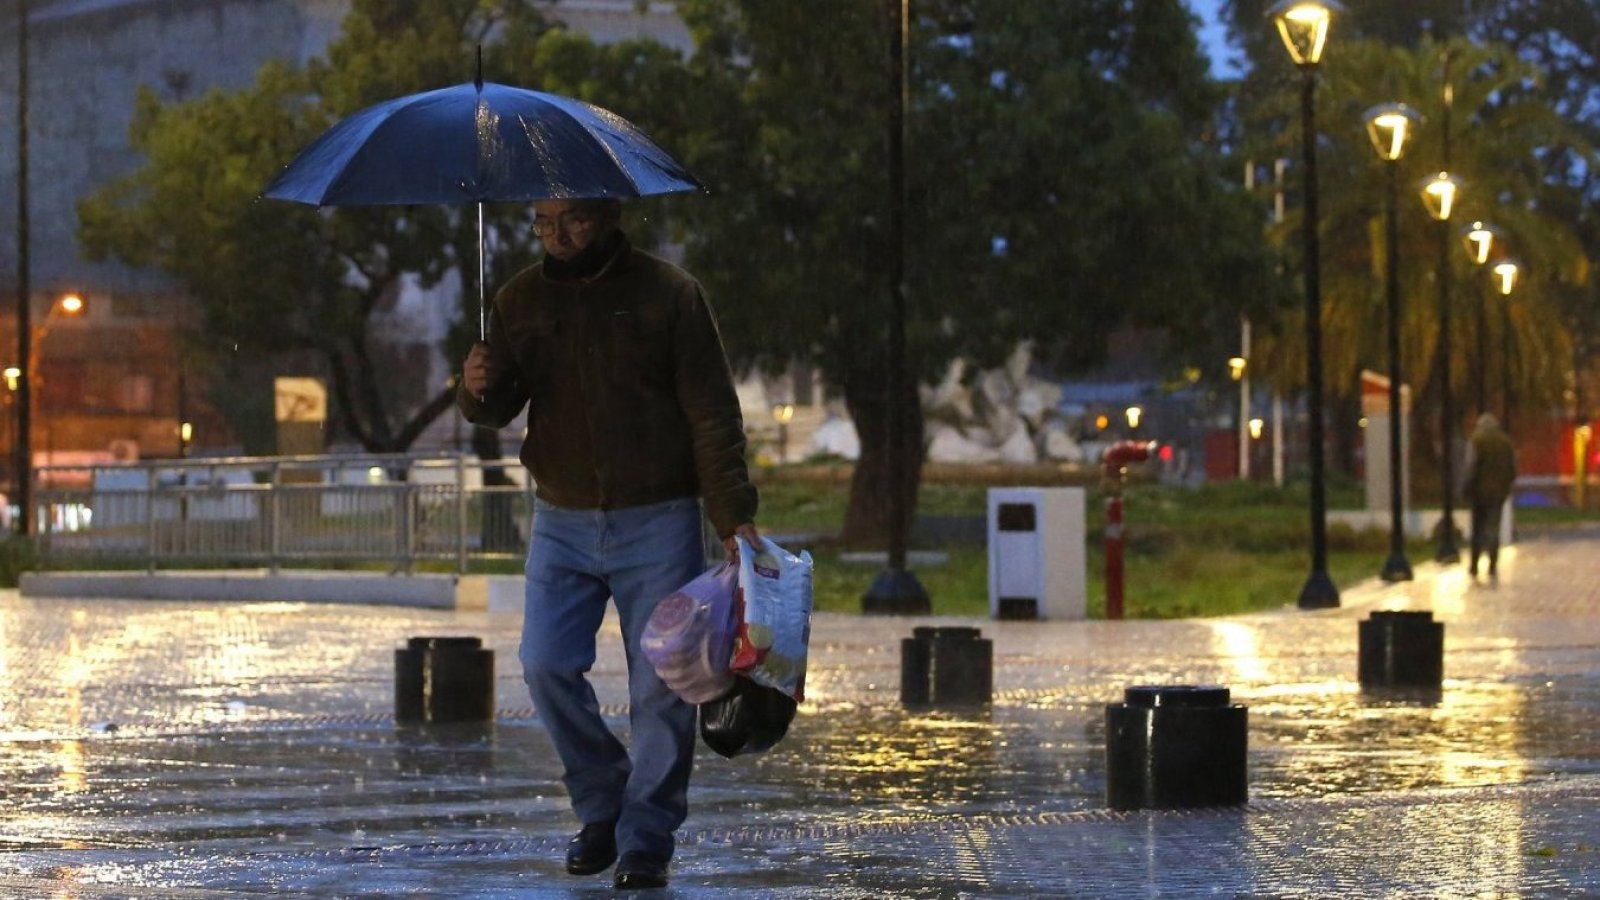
left=1462, top=220, right=1500, bottom=265
left=1268, top=0, right=1343, bottom=609
left=1492, top=259, right=1521, bottom=296
left=1364, top=102, right=1419, bottom=583
left=1270, top=0, right=1339, bottom=66
left=1365, top=103, right=1418, bottom=162
left=1418, top=172, right=1462, bottom=221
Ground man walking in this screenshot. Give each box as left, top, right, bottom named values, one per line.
left=1463, top=413, right=1516, bottom=579
left=459, top=197, right=760, bottom=890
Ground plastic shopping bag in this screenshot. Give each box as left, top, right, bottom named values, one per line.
left=729, top=535, right=814, bottom=702
left=641, top=561, right=739, bottom=704
left=699, top=675, right=798, bottom=758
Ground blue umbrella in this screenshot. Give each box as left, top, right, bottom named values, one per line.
left=262, top=70, right=703, bottom=335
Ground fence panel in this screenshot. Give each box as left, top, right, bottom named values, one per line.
left=31, top=453, right=537, bottom=573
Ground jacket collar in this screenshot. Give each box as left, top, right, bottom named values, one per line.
left=542, top=228, right=629, bottom=284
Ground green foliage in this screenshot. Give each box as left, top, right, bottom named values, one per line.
left=672, top=0, right=1290, bottom=543
left=0, top=536, right=37, bottom=588
left=676, top=0, right=1287, bottom=382
left=78, top=1, right=575, bottom=451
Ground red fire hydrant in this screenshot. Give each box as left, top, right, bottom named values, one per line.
left=1102, top=441, right=1155, bottom=620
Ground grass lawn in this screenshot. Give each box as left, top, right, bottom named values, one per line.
left=760, top=474, right=1588, bottom=619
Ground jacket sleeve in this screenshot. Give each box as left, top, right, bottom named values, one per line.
left=672, top=281, right=758, bottom=538
left=456, top=301, right=528, bottom=428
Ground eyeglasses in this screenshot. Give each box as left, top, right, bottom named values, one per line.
left=532, top=211, right=597, bottom=237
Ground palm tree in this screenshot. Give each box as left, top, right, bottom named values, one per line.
left=1241, top=36, right=1591, bottom=484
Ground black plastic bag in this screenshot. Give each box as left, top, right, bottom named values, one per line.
left=698, top=675, right=797, bottom=758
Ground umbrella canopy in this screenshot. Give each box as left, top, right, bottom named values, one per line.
left=262, top=77, right=703, bottom=337
left=263, top=81, right=703, bottom=205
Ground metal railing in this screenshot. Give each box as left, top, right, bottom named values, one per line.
left=32, top=453, right=537, bottom=573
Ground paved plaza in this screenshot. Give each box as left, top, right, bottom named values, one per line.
left=0, top=529, right=1597, bottom=896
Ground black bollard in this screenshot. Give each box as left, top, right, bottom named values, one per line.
left=395, top=636, right=495, bottom=724
left=901, top=626, right=993, bottom=707
left=1105, top=685, right=1247, bottom=810
left=1358, top=610, right=1444, bottom=689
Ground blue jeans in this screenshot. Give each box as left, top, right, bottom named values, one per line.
left=521, top=496, right=706, bottom=859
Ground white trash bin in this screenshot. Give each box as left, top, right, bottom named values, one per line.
left=987, top=487, right=1086, bottom=620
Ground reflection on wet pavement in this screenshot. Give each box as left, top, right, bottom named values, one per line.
left=0, top=535, right=1596, bottom=895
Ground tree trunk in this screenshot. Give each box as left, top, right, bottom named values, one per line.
left=840, top=359, right=924, bottom=549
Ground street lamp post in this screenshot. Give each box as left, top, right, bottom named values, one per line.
left=1462, top=221, right=1501, bottom=415
left=1421, top=171, right=1463, bottom=562
left=13, top=0, right=32, bottom=535
left=27, top=294, right=87, bottom=477
left=863, top=0, right=930, bottom=614
left=1365, top=103, right=1419, bottom=583
left=1270, top=0, right=1342, bottom=608
left=1492, top=259, right=1522, bottom=430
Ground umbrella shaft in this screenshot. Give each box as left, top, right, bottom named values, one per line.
left=478, top=203, right=487, bottom=340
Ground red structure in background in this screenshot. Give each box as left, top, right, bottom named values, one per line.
left=1102, top=440, right=1154, bottom=620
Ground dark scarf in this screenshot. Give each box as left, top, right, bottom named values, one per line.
left=543, top=228, right=624, bottom=283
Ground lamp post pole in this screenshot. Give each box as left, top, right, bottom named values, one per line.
left=1429, top=55, right=1460, bottom=563
left=14, top=0, right=32, bottom=535
left=1433, top=205, right=1459, bottom=561
left=863, top=0, right=929, bottom=614
left=1476, top=277, right=1488, bottom=414
left=1380, top=156, right=1413, bottom=582
left=1296, top=61, right=1338, bottom=607
left=1492, top=261, right=1521, bottom=433
left=1462, top=221, right=1499, bottom=418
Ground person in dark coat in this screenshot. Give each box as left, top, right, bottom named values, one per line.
left=459, top=197, right=761, bottom=890
left=1462, top=413, right=1516, bottom=578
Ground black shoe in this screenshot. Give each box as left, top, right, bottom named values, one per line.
left=565, top=820, right=618, bottom=876
left=613, top=851, right=670, bottom=890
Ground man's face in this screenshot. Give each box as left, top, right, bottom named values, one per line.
left=532, top=200, right=604, bottom=261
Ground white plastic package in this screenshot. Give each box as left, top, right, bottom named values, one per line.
left=730, top=535, right=814, bottom=702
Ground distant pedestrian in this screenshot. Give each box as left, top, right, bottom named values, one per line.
left=1462, top=413, right=1516, bottom=578
left=458, top=197, right=761, bottom=890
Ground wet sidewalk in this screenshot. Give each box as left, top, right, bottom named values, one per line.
left=0, top=533, right=1596, bottom=897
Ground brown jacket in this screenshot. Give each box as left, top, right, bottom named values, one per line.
left=457, top=235, right=756, bottom=538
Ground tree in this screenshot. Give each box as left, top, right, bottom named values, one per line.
left=674, top=0, right=1288, bottom=546
left=78, top=1, right=564, bottom=453
left=1471, top=0, right=1600, bottom=425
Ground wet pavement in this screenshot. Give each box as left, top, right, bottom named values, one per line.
left=0, top=534, right=1597, bottom=897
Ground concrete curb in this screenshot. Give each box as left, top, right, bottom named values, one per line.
left=17, top=570, right=527, bottom=610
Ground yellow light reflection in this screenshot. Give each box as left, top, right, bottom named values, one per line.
left=1427, top=566, right=1474, bottom=618
left=56, top=740, right=87, bottom=794
left=1207, top=621, right=1268, bottom=683
left=59, top=623, right=89, bottom=794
